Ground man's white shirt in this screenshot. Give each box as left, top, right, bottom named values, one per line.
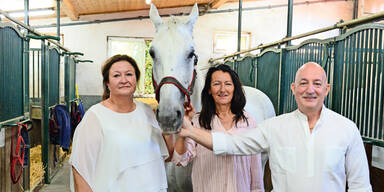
left=213, top=106, right=372, bottom=192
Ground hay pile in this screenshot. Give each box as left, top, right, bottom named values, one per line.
left=135, top=97, right=158, bottom=110
left=30, top=145, right=44, bottom=189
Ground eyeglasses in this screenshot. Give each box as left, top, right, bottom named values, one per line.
left=10, top=122, right=26, bottom=184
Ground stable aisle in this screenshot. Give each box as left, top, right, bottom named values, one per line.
left=39, top=160, right=70, bottom=192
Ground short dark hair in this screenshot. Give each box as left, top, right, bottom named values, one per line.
left=199, top=64, right=247, bottom=130
left=101, top=54, right=141, bottom=100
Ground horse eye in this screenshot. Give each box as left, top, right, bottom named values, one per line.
left=149, top=49, right=155, bottom=58
left=187, top=51, right=195, bottom=59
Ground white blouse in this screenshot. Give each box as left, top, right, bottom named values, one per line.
left=69, top=101, right=169, bottom=192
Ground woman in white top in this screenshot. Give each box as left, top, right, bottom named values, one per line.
left=70, top=55, right=173, bottom=192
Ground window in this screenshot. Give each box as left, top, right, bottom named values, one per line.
left=213, top=31, right=251, bottom=55
left=107, top=36, right=154, bottom=95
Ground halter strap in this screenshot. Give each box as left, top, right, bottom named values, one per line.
left=10, top=122, right=26, bottom=184
left=152, top=69, right=196, bottom=106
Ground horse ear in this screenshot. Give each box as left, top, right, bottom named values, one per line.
left=185, top=3, right=199, bottom=28
left=150, top=4, right=163, bottom=29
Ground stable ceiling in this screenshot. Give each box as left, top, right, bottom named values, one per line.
left=0, top=0, right=259, bottom=21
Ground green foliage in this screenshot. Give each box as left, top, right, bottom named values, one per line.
left=144, top=40, right=154, bottom=94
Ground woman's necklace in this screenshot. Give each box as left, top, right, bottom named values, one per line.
left=106, top=98, right=136, bottom=113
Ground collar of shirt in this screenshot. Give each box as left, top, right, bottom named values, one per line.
left=294, top=105, right=327, bottom=136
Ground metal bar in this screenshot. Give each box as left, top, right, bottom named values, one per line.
left=2, top=119, right=31, bottom=127
left=288, top=51, right=293, bottom=112
left=348, top=35, right=354, bottom=121
left=332, top=40, right=341, bottom=113
left=288, top=53, right=292, bottom=113
left=0, top=116, right=25, bottom=130
left=278, top=50, right=283, bottom=114
left=74, top=58, right=77, bottom=99
left=372, top=28, right=379, bottom=139
left=356, top=31, right=363, bottom=130
left=325, top=44, right=331, bottom=106
left=40, top=40, right=50, bottom=184
left=237, top=0, right=242, bottom=53
left=319, top=43, right=323, bottom=65
left=254, top=57, right=257, bottom=88
left=378, top=29, right=384, bottom=139
left=284, top=52, right=288, bottom=113
left=0, top=9, right=70, bottom=52
left=23, top=31, right=30, bottom=114
left=314, top=43, right=318, bottom=62
left=378, top=29, right=383, bottom=140
left=362, top=29, right=369, bottom=136
left=65, top=56, right=69, bottom=109
left=24, top=0, right=29, bottom=26
left=32, top=50, right=35, bottom=99
left=56, top=0, right=60, bottom=42
left=350, top=33, right=357, bottom=122
left=307, top=44, right=311, bottom=62
left=345, top=36, right=351, bottom=119
left=341, top=38, right=348, bottom=116
left=304, top=44, right=308, bottom=62
left=38, top=50, right=41, bottom=99
left=311, top=43, right=315, bottom=61
left=286, top=0, right=293, bottom=46
left=75, top=59, right=93, bottom=63
left=363, top=138, right=384, bottom=147
left=367, top=29, right=374, bottom=137
left=57, top=49, right=60, bottom=105
left=210, top=11, right=384, bottom=62
left=62, top=51, right=84, bottom=56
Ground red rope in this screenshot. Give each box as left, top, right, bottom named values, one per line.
left=10, top=122, right=26, bottom=184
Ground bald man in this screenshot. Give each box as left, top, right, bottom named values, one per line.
left=180, top=62, right=372, bottom=192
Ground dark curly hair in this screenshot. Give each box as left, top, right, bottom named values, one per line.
left=199, top=64, right=248, bottom=130
left=101, top=54, right=141, bottom=100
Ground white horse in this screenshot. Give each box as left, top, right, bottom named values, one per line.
left=149, top=4, right=275, bottom=191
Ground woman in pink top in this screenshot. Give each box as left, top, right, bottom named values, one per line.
left=173, top=64, right=264, bottom=192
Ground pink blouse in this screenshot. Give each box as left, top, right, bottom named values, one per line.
left=172, top=112, right=264, bottom=192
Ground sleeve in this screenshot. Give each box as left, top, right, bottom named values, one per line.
left=69, top=110, right=103, bottom=190
left=250, top=154, right=265, bottom=192
left=142, top=102, right=169, bottom=160
left=172, top=137, right=197, bottom=167
left=243, top=112, right=265, bottom=192
left=172, top=116, right=199, bottom=166
left=345, top=125, right=373, bottom=192
left=213, top=121, right=269, bottom=156
left=151, top=121, right=169, bottom=160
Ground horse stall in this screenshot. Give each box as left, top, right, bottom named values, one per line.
left=0, top=12, right=85, bottom=191
left=211, top=21, right=384, bottom=191
left=1, top=0, right=384, bottom=191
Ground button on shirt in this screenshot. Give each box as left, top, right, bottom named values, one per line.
left=213, top=106, right=372, bottom=192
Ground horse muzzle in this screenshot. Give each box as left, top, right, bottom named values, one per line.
left=156, top=105, right=184, bottom=134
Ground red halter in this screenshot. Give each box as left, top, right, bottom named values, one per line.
left=152, top=69, right=197, bottom=106
left=10, top=122, right=27, bottom=184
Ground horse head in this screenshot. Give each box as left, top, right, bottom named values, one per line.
left=150, top=4, right=199, bottom=133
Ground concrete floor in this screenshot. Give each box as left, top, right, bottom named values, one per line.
left=39, top=160, right=70, bottom=192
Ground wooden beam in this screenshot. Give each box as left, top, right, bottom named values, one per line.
left=61, top=0, right=79, bottom=21
left=211, top=0, right=229, bottom=9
